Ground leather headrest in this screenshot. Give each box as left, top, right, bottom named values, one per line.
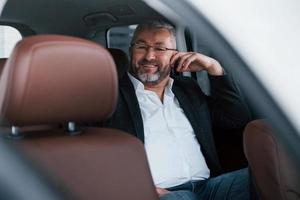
left=0, top=35, right=118, bottom=126
left=0, top=58, right=7, bottom=74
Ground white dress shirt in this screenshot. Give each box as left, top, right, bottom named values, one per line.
left=128, top=73, right=210, bottom=188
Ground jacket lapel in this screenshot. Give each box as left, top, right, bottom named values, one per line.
left=119, top=75, right=145, bottom=142
left=119, top=75, right=210, bottom=147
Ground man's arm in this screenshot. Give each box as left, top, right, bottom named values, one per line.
left=170, top=51, right=224, bottom=76
left=171, top=52, right=251, bottom=129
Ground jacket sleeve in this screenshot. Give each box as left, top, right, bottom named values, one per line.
left=207, top=74, right=251, bottom=130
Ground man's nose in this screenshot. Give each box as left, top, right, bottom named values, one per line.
left=144, top=47, right=156, bottom=60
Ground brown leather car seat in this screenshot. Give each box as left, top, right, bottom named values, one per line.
left=0, top=35, right=158, bottom=200
left=0, top=58, right=8, bottom=126
left=107, top=48, right=129, bottom=78
left=0, top=58, right=7, bottom=74
left=243, top=120, right=300, bottom=200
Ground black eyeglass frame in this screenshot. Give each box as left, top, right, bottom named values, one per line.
left=130, top=42, right=178, bottom=52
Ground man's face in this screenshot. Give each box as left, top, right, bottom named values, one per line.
left=130, top=28, right=176, bottom=86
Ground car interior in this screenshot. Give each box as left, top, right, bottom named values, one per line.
left=244, top=120, right=300, bottom=200
left=0, top=0, right=300, bottom=199
left=0, top=34, right=158, bottom=200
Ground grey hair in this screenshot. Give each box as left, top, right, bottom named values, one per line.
left=131, top=20, right=176, bottom=46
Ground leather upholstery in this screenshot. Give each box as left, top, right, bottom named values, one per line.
left=0, top=58, right=7, bottom=74
left=0, top=35, right=158, bottom=200
left=244, top=120, right=300, bottom=200
left=0, top=35, right=118, bottom=126
left=0, top=58, right=8, bottom=126
left=11, top=128, right=158, bottom=200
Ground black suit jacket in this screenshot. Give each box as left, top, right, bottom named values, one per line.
left=103, top=74, right=251, bottom=176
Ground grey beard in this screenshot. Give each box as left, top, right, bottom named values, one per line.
left=137, top=71, right=160, bottom=84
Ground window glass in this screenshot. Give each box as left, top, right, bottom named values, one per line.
left=0, top=26, right=22, bottom=58
left=195, top=42, right=213, bottom=95
left=107, top=25, right=137, bottom=56
left=188, top=36, right=212, bottom=95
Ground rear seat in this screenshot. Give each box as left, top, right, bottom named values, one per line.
left=0, top=58, right=7, bottom=74
left=107, top=48, right=129, bottom=78
left=0, top=58, right=8, bottom=127
left=244, top=120, right=300, bottom=200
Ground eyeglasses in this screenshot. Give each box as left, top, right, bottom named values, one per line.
left=130, top=43, right=177, bottom=55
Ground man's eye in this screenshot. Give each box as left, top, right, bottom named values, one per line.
left=154, top=47, right=166, bottom=51
left=136, top=45, right=147, bottom=49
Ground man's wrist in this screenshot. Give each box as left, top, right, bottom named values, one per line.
left=206, top=60, right=224, bottom=76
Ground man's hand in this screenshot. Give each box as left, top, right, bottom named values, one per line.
left=170, top=52, right=224, bottom=76
left=156, top=187, right=171, bottom=197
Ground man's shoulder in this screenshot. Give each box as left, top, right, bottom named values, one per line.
left=172, top=75, right=199, bottom=90
left=119, top=73, right=131, bottom=85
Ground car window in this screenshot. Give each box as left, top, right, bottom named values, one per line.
left=187, top=29, right=213, bottom=95
left=107, top=25, right=137, bottom=56
left=194, top=42, right=212, bottom=95
left=0, top=25, right=22, bottom=58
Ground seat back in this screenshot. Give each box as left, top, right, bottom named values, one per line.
left=243, top=120, right=300, bottom=200
left=0, top=58, right=7, bottom=74
left=0, top=35, right=158, bottom=200
left=107, top=48, right=129, bottom=78
left=0, top=58, right=8, bottom=126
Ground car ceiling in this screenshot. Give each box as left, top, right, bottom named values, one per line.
left=0, top=0, right=163, bottom=37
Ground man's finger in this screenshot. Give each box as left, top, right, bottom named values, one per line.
left=156, top=187, right=171, bottom=197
